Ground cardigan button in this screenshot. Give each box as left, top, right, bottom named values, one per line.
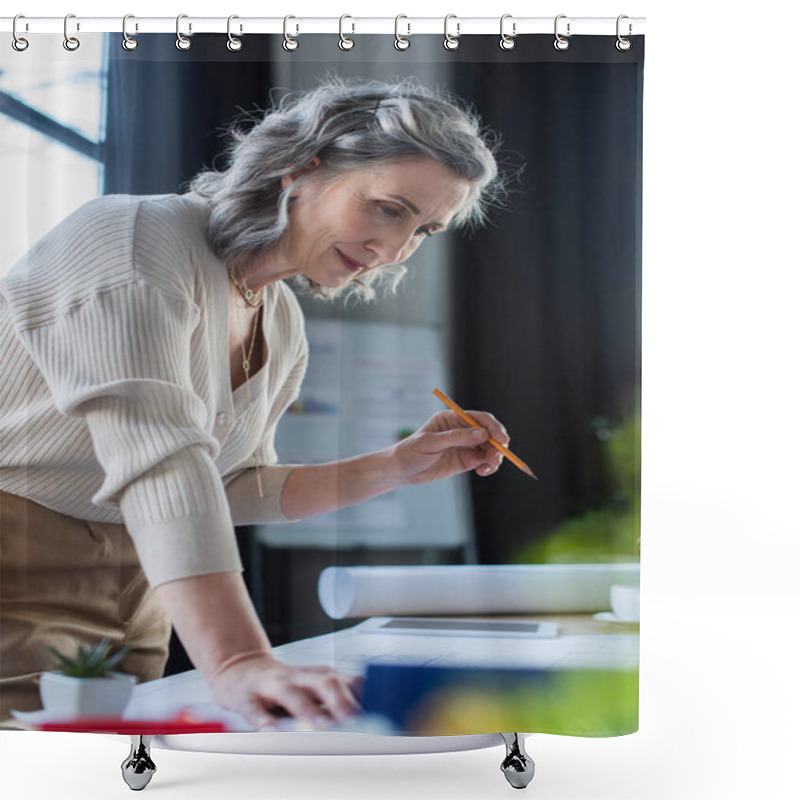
left=216, top=411, right=233, bottom=427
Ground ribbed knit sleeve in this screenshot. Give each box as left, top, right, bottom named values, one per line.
left=1, top=195, right=243, bottom=587
left=13, top=282, right=242, bottom=586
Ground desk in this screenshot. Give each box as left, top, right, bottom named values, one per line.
left=125, top=613, right=638, bottom=736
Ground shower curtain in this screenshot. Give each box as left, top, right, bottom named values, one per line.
left=0, top=20, right=643, bottom=741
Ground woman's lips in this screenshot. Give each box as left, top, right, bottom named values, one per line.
left=336, top=249, right=365, bottom=272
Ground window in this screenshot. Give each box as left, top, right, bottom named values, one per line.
left=0, top=34, right=108, bottom=275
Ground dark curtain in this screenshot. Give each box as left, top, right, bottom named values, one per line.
left=104, top=34, right=277, bottom=195
left=450, top=38, right=643, bottom=564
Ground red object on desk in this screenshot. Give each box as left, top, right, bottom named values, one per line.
left=38, top=711, right=228, bottom=734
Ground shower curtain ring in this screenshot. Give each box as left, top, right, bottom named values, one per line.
left=12, top=15, right=29, bottom=51
left=63, top=14, right=80, bottom=51
left=444, top=14, right=460, bottom=51
left=283, top=16, right=299, bottom=51
left=339, top=15, right=354, bottom=50
left=122, top=15, right=138, bottom=51
left=176, top=14, right=191, bottom=50
left=616, top=15, right=632, bottom=51
left=394, top=15, right=410, bottom=51
left=554, top=15, right=570, bottom=51
left=227, top=15, right=242, bottom=51
left=499, top=14, right=516, bottom=51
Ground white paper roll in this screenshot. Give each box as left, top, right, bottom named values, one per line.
left=317, top=564, right=640, bottom=619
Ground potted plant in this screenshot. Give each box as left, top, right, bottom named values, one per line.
left=39, top=637, right=136, bottom=718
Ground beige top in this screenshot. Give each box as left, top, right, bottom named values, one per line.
left=0, top=192, right=308, bottom=588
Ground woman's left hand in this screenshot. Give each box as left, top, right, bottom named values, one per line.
left=389, top=410, right=510, bottom=486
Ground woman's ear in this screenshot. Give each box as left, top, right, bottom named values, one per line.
left=281, top=157, right=322, bottom=190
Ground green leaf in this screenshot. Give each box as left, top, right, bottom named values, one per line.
left=46, top=637, right=130, bottom=678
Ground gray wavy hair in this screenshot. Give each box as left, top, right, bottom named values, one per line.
left=191, top=77, right=504, bottom=301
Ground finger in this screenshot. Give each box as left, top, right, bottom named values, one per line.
left=423, top=410, right=467, bottom=432
left=256, top=712, right=279, bottom=730
left=474, top=448, right=504, bottom=476
left=270, top=684, right=330, bottom=722
left=425, top=427, right=488, bottom=453
left=296, top=671, right=362, bottom=721
left=334, top=671, right=365, bottom=701
left=302, top=665, right=363, bottom=695
left=465, top=411, right=510, bottom=445
left=240, top=698, right=279, bottom=730
left=476, top=462, right=500, bottom=477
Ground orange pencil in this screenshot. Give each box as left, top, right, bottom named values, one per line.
left=432, top=388, right=538, bottom=480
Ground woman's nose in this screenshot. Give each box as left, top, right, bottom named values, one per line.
left=367, top=231, right=416, bottom=266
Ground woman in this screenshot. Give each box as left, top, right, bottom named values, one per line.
left=0, top=79, right=509, bottom=729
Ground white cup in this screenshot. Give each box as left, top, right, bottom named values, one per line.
left=610, top=584, right=640, bottom=622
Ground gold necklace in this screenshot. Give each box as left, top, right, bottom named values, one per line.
left=240, top=309, right=265, bottom=499
left=231, top=268, right=266, bottom=499
left=228, top=267, right=264, bottom=308
left=240, top=304, right=261, bottom=381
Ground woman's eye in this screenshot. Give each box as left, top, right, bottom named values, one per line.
left=375, top=202, right=433, bottom=237
left=378, top=203, right=403, bottom=219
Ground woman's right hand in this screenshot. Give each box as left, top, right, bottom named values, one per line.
left=209, top=651, right=363, bottom=730
left=154, top=571, right=362, bottom=729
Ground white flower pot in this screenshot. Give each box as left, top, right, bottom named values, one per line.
left=39, top=671, right=137, bottom=718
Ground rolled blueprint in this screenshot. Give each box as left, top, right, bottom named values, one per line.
left=318, top=564, right=640, bottom=619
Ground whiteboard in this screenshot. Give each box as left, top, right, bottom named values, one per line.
left=260, top=319, right=473, bottom=549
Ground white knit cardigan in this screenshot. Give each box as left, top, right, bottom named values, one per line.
left=0, top=192, right=307, bottom=588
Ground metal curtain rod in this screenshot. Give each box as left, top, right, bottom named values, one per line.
left=0, top=16, right=646, bottom=36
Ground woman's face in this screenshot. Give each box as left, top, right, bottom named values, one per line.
left=279, top=159, right=471, bottom=288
